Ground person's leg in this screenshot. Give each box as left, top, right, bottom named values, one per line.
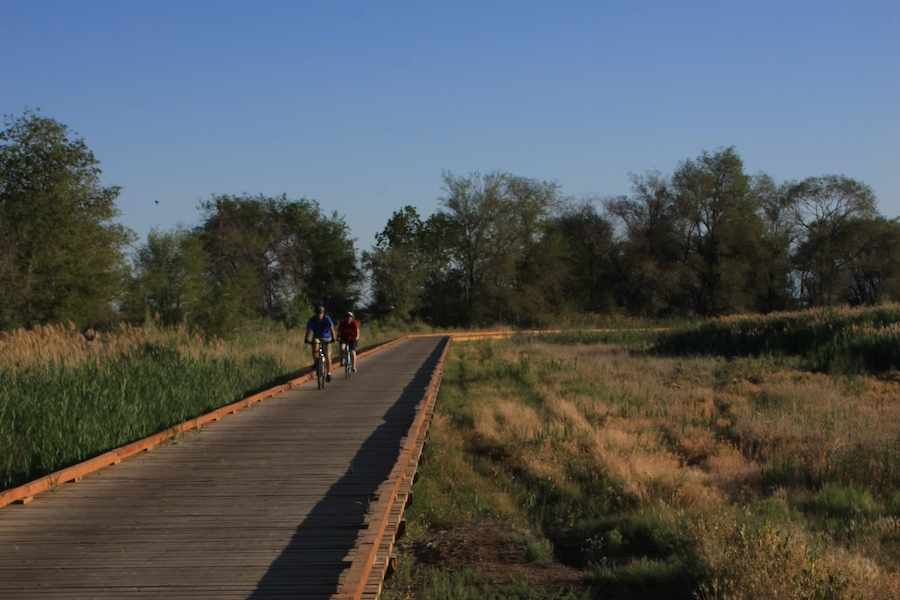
left=311, top=341, right=319, bottom=370
left=339, top=341, right=346, bottom=365
left=325, top=342, right=333, bottom=375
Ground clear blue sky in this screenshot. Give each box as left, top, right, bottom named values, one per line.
left=2, top=1, right=898, bottom=252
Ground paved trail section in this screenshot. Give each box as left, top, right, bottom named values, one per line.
left=0, top=336, right=447, bottom=599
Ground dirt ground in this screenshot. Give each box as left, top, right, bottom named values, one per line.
left=389, top=520, right=590, bottom=597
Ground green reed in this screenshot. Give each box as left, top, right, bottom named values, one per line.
left=0, top=341, right=283, bottom=490
left=655, top=305, right=900, bottom=373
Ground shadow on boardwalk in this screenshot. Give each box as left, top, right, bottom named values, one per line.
left=248, top=338, right=447, bottom=599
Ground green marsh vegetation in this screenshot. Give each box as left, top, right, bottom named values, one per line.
left=385, top=305, right=900, bottom=599
left=656, top=304, right=900, bottom=374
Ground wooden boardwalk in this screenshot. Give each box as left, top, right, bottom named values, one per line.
left=0, top=336, right=449, bottom=599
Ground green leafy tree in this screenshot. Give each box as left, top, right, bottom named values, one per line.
left=605, top=172, right=683, bottom=315
left=844, top=217, right=900, bottom=305
left=670, top=147, right=763, bottom=315
left=194, top=194, right=358, bottom=333
left=124, top=228, right=208, bottom=326
left=195, top=195, right=277, bottom=331
left=416, top=212, right=463, bottom=327
left=555, top=199, right=615, bottom=313
left=0, top=212, right=15, bottom=327
left=500, top=175, right=566, bottom=321
left=788, top=175, right=879, bottom=307
left=0, top=109, right=133, bottom=329
left=364, top=206, right=428, bottom=321
left=436, top=171, right=563, bottom=325
left=302, top=209, right=359, bottom=315
left=438, top=170, right=507, bottom=323
left=749, top=173, right=797, bottom=312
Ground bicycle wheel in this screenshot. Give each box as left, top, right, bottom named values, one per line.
left=345, top=347, right=351, bottom=379
left=317, top=355, right=325, bottom=389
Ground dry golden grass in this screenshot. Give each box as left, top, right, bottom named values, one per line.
left=693, top=512, right=900, bottom=600
left=437, top=337, right=900, bottom=597
left=473, top=400, right=544, bottom=442
left=0, top=322, right=226, bottom=371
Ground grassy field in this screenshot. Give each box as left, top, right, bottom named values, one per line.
left=0, top=319, right=406, bottom=491
left=384, top=306, right=900, bottom=599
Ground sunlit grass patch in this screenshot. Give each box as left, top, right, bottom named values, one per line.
left=793, top=482, right=884, bottom=544
left=691, top=508, right=896, bottom=600
left=524, top=538, right=554, bottom=562
left=406, top=412, right=525, bottom=529
left=585, top=556, right=697, bottom=598
left=473, top=400, right=544, bottom=443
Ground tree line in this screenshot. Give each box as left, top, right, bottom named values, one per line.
left=3, top=109, right=898, bottom=334
left=368, top=152, right=900, bottom=325
left=0, top=110, right=358, bottom=334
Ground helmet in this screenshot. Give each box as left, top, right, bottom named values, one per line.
left=345, top=311, right=353, bottom=318
left=316, top=306, right=325, bottom=313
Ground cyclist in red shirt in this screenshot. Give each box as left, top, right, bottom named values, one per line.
left=337, top=311, right=360, bottom=371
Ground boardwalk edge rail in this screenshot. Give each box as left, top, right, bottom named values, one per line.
left=333, top=335, right=454, bottom=600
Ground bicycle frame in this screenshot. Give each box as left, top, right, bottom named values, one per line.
left=343, top=342, right=353, bottom=379
left=310, top=338, right=330, bottom=389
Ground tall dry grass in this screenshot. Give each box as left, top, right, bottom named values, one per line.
left=0, top=322, right=236, bottom=371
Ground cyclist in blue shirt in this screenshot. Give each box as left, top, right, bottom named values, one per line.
left=304, top=306, right=337, bottom=382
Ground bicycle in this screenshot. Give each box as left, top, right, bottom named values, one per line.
left=307, top=338, right=332, bottom=389
left=342, top=340, right=353, bottom=379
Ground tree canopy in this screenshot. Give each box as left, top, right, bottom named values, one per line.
left=0, top=109, right=133, bottom=329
